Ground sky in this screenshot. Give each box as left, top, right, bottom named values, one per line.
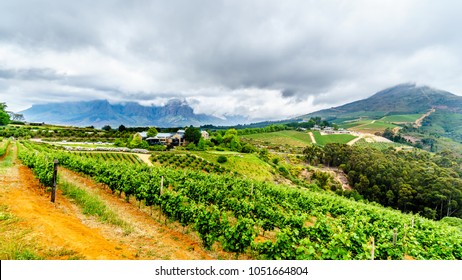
left=1, top=0, right=462, bottom=121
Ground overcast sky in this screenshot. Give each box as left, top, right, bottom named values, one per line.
left=1, top=0, right=462, bottom=120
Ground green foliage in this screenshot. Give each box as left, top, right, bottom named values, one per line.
left=59, top=181, right=130, bottom=229
left=0, top=139, right=10, bottom=157
left=217, top=155, right=227, bottom=163
left=381, top=114, right=421, bottom=123
left=197, top=138, right=206, bottom=151
left=242, top=130, right=313, bottom=147
left=151, top=153, right=228, bottom=174
left=307, top=143, right=462, bottom=220
left=147, top=127, right=158, bottom=138
left=101, top=125, right=112, bottom=131
left=72, top=152, right=142, bottom=165
left=118, top=125, right=126, bottom=132
left=312, top=131, right=357, bottom=146
left=184, top=126, right=202, bottom=144
left=19, top=141, right=462, bottom=260
left=0, top=103, right=10, bottom=126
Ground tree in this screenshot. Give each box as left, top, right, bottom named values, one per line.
left=184, top=126, right=201, bottom=144
left=8, top=112, right=24, bottom=122
left=197, top=138, right=206, bottom=150
left=223, top=129, right=238, bottom=143
left=147, top=127, right=158, bottom=137
left=129, top=133, right=143, bottom=148
left=102, top=125, right=112, bottom=131
left=118, top=124, right=127, bottom=132
left=0, top=103, right=10, bottom=125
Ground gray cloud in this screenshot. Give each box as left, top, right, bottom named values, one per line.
left=1, top=0, right=462, bottom=119
left=0, top=67, right=63, bottom=81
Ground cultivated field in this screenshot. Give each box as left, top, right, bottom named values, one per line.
left=241, top=130, right=312, bottom=147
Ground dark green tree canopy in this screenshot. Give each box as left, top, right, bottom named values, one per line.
left=184, top=126, right=201, bottom=144
left=0, top=102, right=11, bottom=126
left=147, top=127, right=158, bottom=137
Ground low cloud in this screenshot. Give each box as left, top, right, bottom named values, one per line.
left=1, top=1, right=462, bottom=119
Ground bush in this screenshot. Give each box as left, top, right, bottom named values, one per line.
left=217, top=155, right=228, bottom=163
left=149, top=144, right=167, bottom=151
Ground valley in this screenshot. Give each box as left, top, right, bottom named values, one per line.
left=2, top=84, right=462, bottom=260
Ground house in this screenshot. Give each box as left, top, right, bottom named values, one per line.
left=312, top=125, right=321, bottom=131
left=201, top=130, right=209, bottom=139
left=145, top=129, right=186, bottom=146
left=172, top=129, right=186, bottom=146
left=146, top=133, right=174, bottom=145
left=137, top=132, right=148, bottom=139
left=323, top=127, right=335, bottom=134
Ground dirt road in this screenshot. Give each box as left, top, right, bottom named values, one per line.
left=0, top=143, right=212, bottom=260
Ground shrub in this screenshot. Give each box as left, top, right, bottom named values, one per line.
left=217, top=155, right=228, bottom=163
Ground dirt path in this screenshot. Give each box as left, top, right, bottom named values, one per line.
left=135, top=153, right=153, bottom=166
left=59, top=168, right=212, bottom=260
left=415, top=108, right=435, bottom=128
left=0, top=143, right=212, bottom=260
left=0, top=145, right=135, bottom=259
left=347, top=133, right=363, bottom=146
left=308, top=132, right=316, bottom=144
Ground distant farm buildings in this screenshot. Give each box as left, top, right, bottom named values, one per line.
left=138, top=128, right=209, bottom=146
left=313, top=125, right=351, bottom=135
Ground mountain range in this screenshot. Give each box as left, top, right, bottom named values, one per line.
left=20, top=83, right=462, bottom=130
left=20, top=99, right=248, bottom=128
left=302, top=83, right=462, bottom=120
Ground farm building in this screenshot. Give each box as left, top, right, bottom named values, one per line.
left=201, top=130, right=209, bottom=139
left=145, top=129, right=186, bottom=146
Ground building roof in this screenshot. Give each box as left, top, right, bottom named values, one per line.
left=156, top=133, right=174, bottom=138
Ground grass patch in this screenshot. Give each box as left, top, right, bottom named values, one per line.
left=192, top=151, right=275, bottom=181
left=0, top=143, right=14, bottom=169
left=312, top=131, right=357, bottom=146
left=59, top=180, right=133, bottom=233
left=241, top=130, right=312, bottom=147
left=380, top=114, right=421, bottom=123
left=358, top=121, right=399, bottom=131
left=353, top=138, right=413, bottom=150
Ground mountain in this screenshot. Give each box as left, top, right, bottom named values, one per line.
left=20, top=99, right=249, bottom=127
left=302, top=83, right=462, bottom=120
left=301, top=83, right=462, bottom=152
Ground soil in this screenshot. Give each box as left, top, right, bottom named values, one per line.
left=0, top=144, right=213, bottom=260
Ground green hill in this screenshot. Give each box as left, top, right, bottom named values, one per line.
left=302, top=83, right=462, bottom=120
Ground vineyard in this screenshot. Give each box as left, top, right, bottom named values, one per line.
left=312, top=132, right=357, bottom=146
left=71, top=152, right=143, bottom=165
left=150, top=153, right=229, bottom=174
left=240, top=131, right=313, bottom=147
left=16, top=140, right=462, bottom=260
left=352, top=138, right=412, bottom=150
left=0, top=139, right=10, bottom=157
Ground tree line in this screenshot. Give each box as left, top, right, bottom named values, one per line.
left=303, top=143, right=462, bottom=220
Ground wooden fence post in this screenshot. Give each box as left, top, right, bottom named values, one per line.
left=51, top=159, right=58, bottom=203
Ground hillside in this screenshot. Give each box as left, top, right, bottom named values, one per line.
left=5, top=139, right=461, bottom=260
left=300, top=84, right=462, bottom=152
left=20, top=99, right=248, bottom=128
left=302, top=83, right=462, bottom=120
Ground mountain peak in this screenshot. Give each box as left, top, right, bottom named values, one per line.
left=20, top=99, right=246, bottom=127
left=166, top=98, right=188, bottom=107
left=303, top=84, right=462, bottom=119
